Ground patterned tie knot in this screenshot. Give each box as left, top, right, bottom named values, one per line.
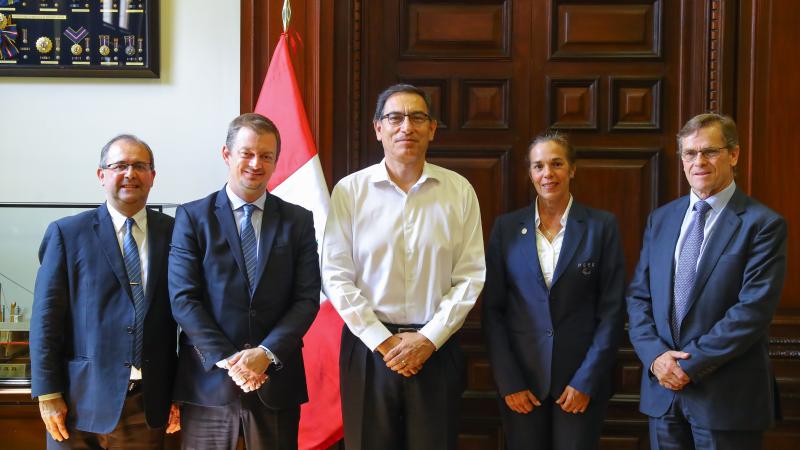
left=243, top=203, right=255, bottom=219
left=694, top=200, right=711, bottom=217
left=125, top=217, right=136, bottom=234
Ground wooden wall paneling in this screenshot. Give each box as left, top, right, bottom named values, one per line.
left=609, top=77, right=662, bottom=131
left=551, top=0, right=662, bottom=59
left=460, top=80, right=510, bottom=129
left=401, top=1, right=511, bottom=59
left=547, top=77, right=599, bottom=130
left=739, top=2, right=800, bottom=442
left=570, top=147, right=660, bottom=278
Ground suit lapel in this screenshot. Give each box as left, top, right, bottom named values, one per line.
left=253, top=194, right=279, bottom=294
left=214, top=189, right=250, bottom=290
left=688, top=188, right=744, bottom=310
left=518, top=206, right=548, bottom=291
left=653, top=198, right=688, bottom=303
left=94, top=204, right=133, bottom=301
left=551, top=202, right=586, bottom=287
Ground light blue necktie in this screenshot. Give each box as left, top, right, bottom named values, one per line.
left=241, top=204, right=258, bottom=293
left=672, top=200, right=712, bottom=343
left=123, top=218, right=145, bottom=368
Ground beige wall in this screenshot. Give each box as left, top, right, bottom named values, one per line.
left=0, top=0, right=240, bottom=313
left=0, top=0, right=240, bottom=204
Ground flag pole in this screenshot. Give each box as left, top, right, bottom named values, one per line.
left=282, top=0, right=292, bottom=33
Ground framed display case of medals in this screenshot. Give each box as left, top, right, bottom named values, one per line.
left=0, top=0, right=158, bottom=77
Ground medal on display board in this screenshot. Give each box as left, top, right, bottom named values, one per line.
left=64, top=26, right=88, bottom=57
left=0, top=13, right=19, bottom=61
left=0, top=0, right=158, bottom=77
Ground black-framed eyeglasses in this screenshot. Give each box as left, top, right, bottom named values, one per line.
left=679, top=146, right=728, bottom=162
left=380, top=112, right=432, bottom=126
left=103, top=161, right=153, bottom=173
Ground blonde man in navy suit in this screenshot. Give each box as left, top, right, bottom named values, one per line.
left=483, top=132, right=626, bottom=450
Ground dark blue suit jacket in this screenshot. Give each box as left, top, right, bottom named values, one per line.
left=169, top=188, right=320, bottom=409
left=30, top=204, right=177, bottom=433
left=627, top=188, right=787, bottom=430
left=483, top=201, right=625, bottom=401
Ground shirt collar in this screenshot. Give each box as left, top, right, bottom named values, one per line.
left=534, top=195, right=573, bottom=228
left=106, top=203, right=148, bottom=234
left=225, top=184, right=266, bottom=211
left=689, top=180, right=736, bottom=213
left=370, top=159, right=440, bottom=186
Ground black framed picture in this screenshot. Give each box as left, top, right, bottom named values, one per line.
left=0, top=0, right=158, bottom=78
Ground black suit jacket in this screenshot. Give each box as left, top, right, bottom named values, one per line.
left=30, top=204, right=177, bottom=433
left=169, top=188, right=320, bottom=409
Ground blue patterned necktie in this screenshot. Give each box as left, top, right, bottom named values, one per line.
left=123, top=218, right=145, bottom=368
left=241, top=204, right=258, bottom=293
left=672, top=200, right=712, bottom=343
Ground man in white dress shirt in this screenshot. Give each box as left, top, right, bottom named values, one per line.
left=321, top=84, right=486, bottom=450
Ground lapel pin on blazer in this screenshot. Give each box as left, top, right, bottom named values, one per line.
left=521, top=227, right=528, bottom=235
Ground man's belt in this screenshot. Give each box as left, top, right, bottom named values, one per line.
left=383, top=323, right=424, bottom=334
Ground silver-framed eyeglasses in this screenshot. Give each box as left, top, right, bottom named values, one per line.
left=679, top=146, right=727, bottom=162
left=380, top=111, right=432, bottom=126
left=103, top=161, right=153, bottom=173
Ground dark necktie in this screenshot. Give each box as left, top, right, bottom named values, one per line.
left=672, top=200, right=712, bottom=343
left=241, top=204, right=258, bottom=293
left=123, top=218, right=145, bottom=368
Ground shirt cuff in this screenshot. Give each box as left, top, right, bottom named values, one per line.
left=359, top=322, right=394, bottom=352
left=258, top=345, right=282, bottom=370
left=37, top=392, right=62, bottom=401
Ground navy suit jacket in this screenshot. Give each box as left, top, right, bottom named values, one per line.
left=483, top=201, right=626, bottom=401
left=30, top=204, right=177, bottom=434
left=169, top=188, right=320, bottom=409
left=627, top=187, right=787, bottom=430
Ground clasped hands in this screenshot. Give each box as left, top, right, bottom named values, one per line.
left=217, top=347, right=270, bottom=393
left=504, top=385, right=590, bottom=415
left=377, top=331, right=436, bottom=378
left=652, top=350, right=691, bottom=391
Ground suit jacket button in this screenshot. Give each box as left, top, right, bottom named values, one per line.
left=250, top=310, right=257, bottom=317
left=126, top=326, right=135, bottom=334
left=243, top=343, right=252, bottom=349
left=124, top=362, right=132, bottom=368
left=546, top=329, right=554, bottom=337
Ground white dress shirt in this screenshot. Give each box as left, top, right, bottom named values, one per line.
left=226, top=184, right=266, bottom=251
left=321, top=160, right=486, bottom=351
left=673, top=181, right=737, bottom=273
left=534, top=195, right=573, bottom=289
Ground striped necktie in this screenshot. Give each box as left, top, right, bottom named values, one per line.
left=241, top=204, right=258, bottom=293
left=671, top=200, right=712, bottom=343
left=123, top=217, right=145, bottom=368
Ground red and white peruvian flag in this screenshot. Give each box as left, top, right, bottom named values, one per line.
left=254, top=32, right=344, bottom=450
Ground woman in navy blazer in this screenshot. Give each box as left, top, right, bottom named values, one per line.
left=483, top=132, right=626, bottom=450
